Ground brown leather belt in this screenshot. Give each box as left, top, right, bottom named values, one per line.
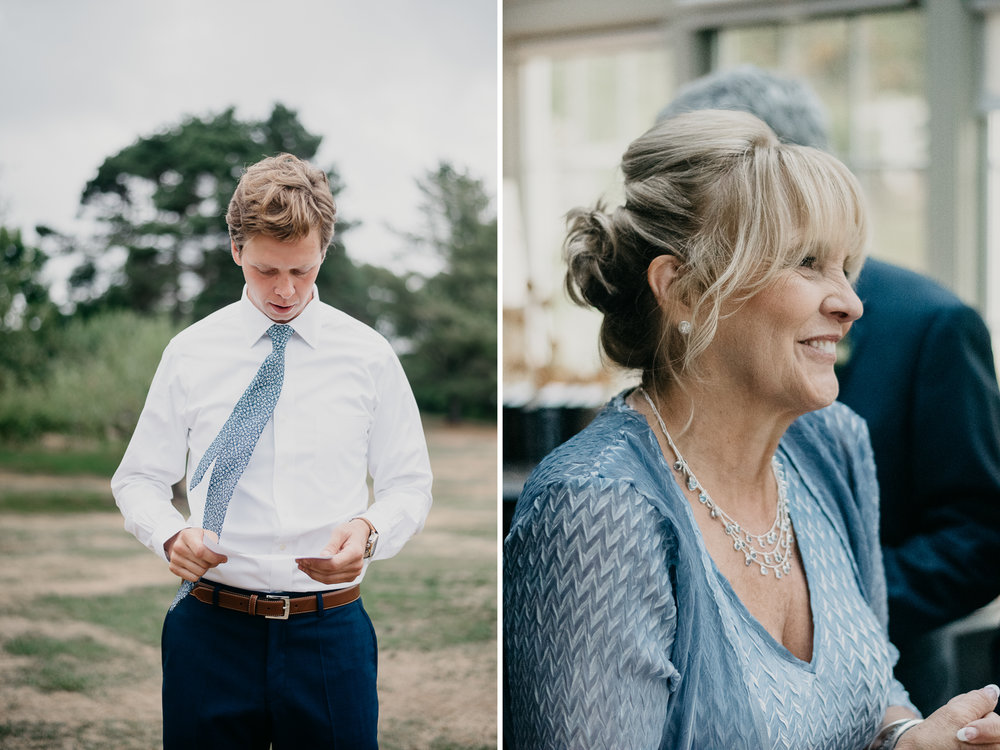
left=190, top=582, right=360, bottom=620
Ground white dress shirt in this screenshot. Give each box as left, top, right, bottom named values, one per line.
left=112, top=287, right=433, bottom=592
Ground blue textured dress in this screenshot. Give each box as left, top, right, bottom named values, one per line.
left=504, top=394, right=915, bottom=749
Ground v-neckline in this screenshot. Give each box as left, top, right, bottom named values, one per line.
left=621, top=397, right=821, bottom=670
left=700, top=462, right=822, bottom=671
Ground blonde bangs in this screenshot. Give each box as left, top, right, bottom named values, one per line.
left=566, top=109, right=870, bottom=387
left=679, top=140, right=868, bottom=369
left=773, top=147, right=869, bottom=281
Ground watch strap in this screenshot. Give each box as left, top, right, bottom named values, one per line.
left=355, top=516, right=378, bottom=559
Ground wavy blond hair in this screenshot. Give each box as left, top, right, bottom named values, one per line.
left=564, top=109, right=868, bottom=387
left=226, top=153, right=337, bottom=253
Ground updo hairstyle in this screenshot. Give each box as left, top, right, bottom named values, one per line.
left=563, top=109, right=868, bottom=386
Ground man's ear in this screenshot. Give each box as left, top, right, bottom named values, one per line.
left=231, top=240, right=243, bottom=266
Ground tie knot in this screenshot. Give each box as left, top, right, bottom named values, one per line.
left=267, top=324, right=294, bottom=348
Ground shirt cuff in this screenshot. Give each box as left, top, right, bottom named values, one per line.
left=153, top=520, right=191, bottom=563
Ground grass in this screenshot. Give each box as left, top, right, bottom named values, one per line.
left=0, top=443, right=125, bottom=477
left=378, top=719, right=496, bottom=750
left=0, top=490, right=115, bottom=514
left=0, top=420, right=497, bottom=749
left=0, top=517, right=140, bottom=559
left=0, top=722, right=63, bottom=744
left=0, top=720, right=160, bottom=750
left=364, top=554, right=496, bottom=651
left=360, top=420, right=498, bottom=651
left=20, top=586, right=178, bottom=648
left=4, top=634, right=119, bottom=693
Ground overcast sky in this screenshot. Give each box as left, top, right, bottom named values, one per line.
left=0, top=0, right=497, bottom=298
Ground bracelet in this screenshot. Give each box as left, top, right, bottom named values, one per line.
left=867, top=719, right=922, bottom=750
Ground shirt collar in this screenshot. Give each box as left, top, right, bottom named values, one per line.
left=238, top=285, right=321, bottom=349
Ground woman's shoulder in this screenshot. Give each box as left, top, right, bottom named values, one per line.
left=522, top=393, right=658, bottom=495
left=510, top=392, right=679, bottom=538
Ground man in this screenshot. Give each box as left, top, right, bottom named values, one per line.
left=658, top=66, right=1000, bottom=713
left=112, top=153, right=433, bottom=748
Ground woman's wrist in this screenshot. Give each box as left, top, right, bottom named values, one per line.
left=868, top=718, right=923, bottom=750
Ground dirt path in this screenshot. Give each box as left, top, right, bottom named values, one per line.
left=0, top=470, right=110, bottom=493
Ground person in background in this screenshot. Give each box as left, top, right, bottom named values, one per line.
left=504, top=108, right=1000, bottom=749
left=657, top=65, right=1000, bottom=714
left=112, top=153, right=433, bottom=749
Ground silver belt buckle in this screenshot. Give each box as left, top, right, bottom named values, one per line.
left=265, top=594, right=290, bottom=619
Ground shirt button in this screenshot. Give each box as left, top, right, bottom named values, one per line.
left=279, top=544, right=286, bottom=551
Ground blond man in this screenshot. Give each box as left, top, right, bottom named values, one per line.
left=113, top=153, right=432, bottom=749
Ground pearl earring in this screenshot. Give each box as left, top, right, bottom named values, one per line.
left=678, top=320, right=692, bottom=335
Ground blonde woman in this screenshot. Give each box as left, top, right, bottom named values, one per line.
left=503, top=110, right=1000, bottom=749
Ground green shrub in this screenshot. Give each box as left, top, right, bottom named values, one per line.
left=0, top=311, right=182, bottom=440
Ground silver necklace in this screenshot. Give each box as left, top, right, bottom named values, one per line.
left=638, top=387, right=795, bottom=579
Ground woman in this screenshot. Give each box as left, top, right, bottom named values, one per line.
left=503, top=110, right=1000, bottom=749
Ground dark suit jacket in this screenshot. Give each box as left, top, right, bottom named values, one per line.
left=837, top=258, right=1000, bottom=644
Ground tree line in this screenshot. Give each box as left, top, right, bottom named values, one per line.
left=0, top=103, right=496, bottom=439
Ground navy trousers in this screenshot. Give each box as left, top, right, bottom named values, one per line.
left=161, top=586, right=378, bottom=749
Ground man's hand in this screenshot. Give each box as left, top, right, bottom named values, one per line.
left=296, top=520, right=369, bottom=585
left=164, top=528, right=228, bottom=583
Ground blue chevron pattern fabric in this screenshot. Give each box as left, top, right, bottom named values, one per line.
left=171, top=323, right=293, bottom=608
left=504, top=394, right=914, bottom=749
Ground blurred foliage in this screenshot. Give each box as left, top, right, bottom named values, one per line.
left=69, top=103, right=383, bottom=326
left=393, top=164, right=497, bottom=422
left=0, top=227, right=60, bottom=391
left=0, top=443, right=126, bottom=476
left=0, top=106, right=497, bottom=439
left=0, top=311, right=180, bottom=440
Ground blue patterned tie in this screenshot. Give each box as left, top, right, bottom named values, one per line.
left=171, top=323, right=294, bottom=608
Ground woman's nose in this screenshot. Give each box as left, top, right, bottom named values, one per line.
left=824, top=275, right=863, bottom=323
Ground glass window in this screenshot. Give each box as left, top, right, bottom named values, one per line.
left=504, top=35, right=672, bottom=385
left=985, top=12, right=1000, bottom=361
left=716, top=10, right=927, bottom=274
left=987, top=112, right=1000, bottom=359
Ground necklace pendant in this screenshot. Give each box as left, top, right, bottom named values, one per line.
left=637, top=387, right=796, bottom=585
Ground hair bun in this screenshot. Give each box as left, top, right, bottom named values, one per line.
left=563, top=205, right=626, bottom=314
